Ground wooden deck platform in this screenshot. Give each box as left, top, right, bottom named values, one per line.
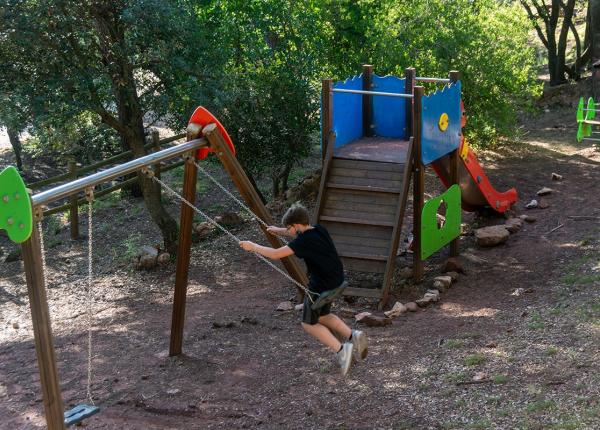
left=334, top=137, right=410, bottom=164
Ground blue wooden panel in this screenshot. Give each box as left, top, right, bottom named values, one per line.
left=331, top=75, right=363, bottom=148
left=372, top=75, right=407, bottom=139
left=421, top=81, right=462, bottom=165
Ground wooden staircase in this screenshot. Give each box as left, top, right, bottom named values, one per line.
left=314, top=135, right=414, bottom=304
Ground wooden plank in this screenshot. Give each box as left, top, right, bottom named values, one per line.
left=21, top=221, right=66, bottom=430
left=335, top=239, right=389, bottom=256
left=342, top=257, right=387, bottom=273
left=333, top=158, right=404, bottom=173
left=405, top=68, right=415, bottom=138
left=326, top=189, right=399, bottom=206
left=329, top=166, right=404, bottom=181
left=321, top=207, right=396, bottom=223
left=319, top=215, right=395, bottom=227
left=170, top=159, right=197, bottom=356
left=327, top=173, right=403, bottom=190
left=332, top=232, right=391, bottom=249
left=323, top=222, right=393, bottom=241
left=326, top=183, right=401, bottom=193
left=343, top=287, right=383, bottom=299
left=448, top=70, right=461, bottom=258
left=338, top=250, right=388, bottom=260
left=203, top=124, right=309, bottom=296
left=323, top=198, right=397, bottom=216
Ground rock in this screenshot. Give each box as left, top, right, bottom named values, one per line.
left=475, top=225, right=509, bottom=247
left=441, top=257, right=465, bottom=274
left=276, top=301, right=294, bottom=311
left=525, top=199, right=538, bottom=209
left=4, top=248, right=21, bottom=262
left=416, top=298, right=432, bottom=307
left=213, top=320, right=238, bottom=328
left=551, top=173, right=563, bottom=181
left=282, top=170, right=321, bottom=202
left=157, top=252, right=170, bottom=266
left=473, top=372, right=488, bottom=381
left=510, top=288, right=525, bottom=296
left=425, top=290, right=440, bottom=301
left=503, top=209, right=517, bottom=220
left=405, top=302, right=419, bottom=312
left=519, top=214, right=537, bottom=223
left=137, top=254, right=157, bottom=270
left=384, top=302, right=407, bottom=318
left=446, top=271, right=460, bottom=282
left=434, top=276, right=453, bottom=288
left=504, top=218, right=523, bottom=234
left=355, top=312, right=372, bottom=322
left=433, top=280, right=447, bottom=292
left=193, top=222, right=213, bottom=239
left=485, top=341, right=498, bottom=348
left=12, top=322, right=19, bottom=329
left=538, top=198, right=550, bottom=209
left=214, top=212, right=243, bottom=225
left=536, top=187, right=553, bottom=196
left=137, top=245, right=159, bottom=259
left=356, top=313, right=392, bottom=327
left=166, top=388, right=181, bottom=395
left=294, top=303, right=304, bottom=311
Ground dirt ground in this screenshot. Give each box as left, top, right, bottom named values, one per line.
left=2, top=101, right=600, bottom=430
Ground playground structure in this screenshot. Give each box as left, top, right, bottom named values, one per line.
left=1, top=69, right=519, bottom=428
left=318, top=65, right=518, bottom=304
left=0, top=115, right=308, bottom=429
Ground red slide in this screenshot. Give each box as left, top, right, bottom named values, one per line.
left=431, top=140, right=518, bottom=213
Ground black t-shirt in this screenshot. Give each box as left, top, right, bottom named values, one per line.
left=287, top=224, right=344, bottom=293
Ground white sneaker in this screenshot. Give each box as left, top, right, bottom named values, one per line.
left=337, top=342, right=354, bottom=376
left=352, top=330, right=368, bottom=360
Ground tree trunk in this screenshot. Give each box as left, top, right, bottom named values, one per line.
left=591, top=0, right=600, bottom=99
left=6, top=127, right=23, bottom=171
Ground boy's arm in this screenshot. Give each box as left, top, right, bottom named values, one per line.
left=266, top=225, right=294, bottom=237
left=240, top=241, right=295, bottom=260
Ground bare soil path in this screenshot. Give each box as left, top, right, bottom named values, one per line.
left=1, top=105, right=600, bottom=429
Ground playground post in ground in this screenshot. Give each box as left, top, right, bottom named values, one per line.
left=448, top=70, right=461, bottom=257
left=21, top=210, right=66, bottom=430
left=321, top=79, right=333, bottom=162
left=412, top=86, right=425, bottom=282
left=362, top=64, right=373, bottom=137
left=169, top=134, right=199, bottom=357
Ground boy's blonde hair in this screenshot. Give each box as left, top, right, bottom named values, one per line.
left=282, top=202, right=310, bottom=227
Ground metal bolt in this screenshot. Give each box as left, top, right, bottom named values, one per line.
left=7, top=218, right=14, bottom=225
left=14, top=193, right=20, bottom=200
left=19, top=223, right=24, bottom=229
left=2, top=195, right=8, bottom=203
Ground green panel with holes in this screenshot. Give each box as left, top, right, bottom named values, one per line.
left=421, top=184, right=461, bottom=260
left=0, top=166, right=33, bottom=243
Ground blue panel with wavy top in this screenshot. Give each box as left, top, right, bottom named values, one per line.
left=331, top=75, right=363, bottom=148
left=421, top=81, right=462, bottom=165
left=372, top=75, right=407, bottom=139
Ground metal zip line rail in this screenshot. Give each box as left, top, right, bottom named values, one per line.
left=331, top=88, right=413, bottom=98
left=31, top=138, right=208, bottom=208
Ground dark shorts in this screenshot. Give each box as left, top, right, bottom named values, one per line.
left=302, top=292, right=331, bottom=325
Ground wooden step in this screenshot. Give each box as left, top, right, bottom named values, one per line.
left=319, top=215, right=395, bottom=227
left=332, top=158, right=405, bottom=172
left=338, top=251, right=388, bottom=261
left=326, top=182, right=401, bottom=193
left=342, top=287, right=383, bottom=299
left=341, top=257, right=387, bottom=273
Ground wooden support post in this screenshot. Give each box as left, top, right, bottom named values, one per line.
left=413, top=86, right=425, bottom=283
left=321, top=79, right=333, bottom=162
left=313, top=131, right=336, bottom=221
left=21, top=217, right=66, bottom=430
left=68, top=161, right=79, bottom=240
left=362, top=64, right=373, bottom=137
left=448, top=70, right=461, bottom=257
left=203, top=124, right=309, bottom=299
left=169, top=147, right=198, bottom=357
left=152, top=130, right=162, bottom=180
left=404, top=68, right=416, bottom=139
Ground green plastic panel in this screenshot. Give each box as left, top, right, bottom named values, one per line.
left=576, top=97, right=584, bottom=122
left=586, top=98, right=596, bottom=121
left=0, top=166, right=33, bottom=243
left=421, top=184, right=461, bottom=260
